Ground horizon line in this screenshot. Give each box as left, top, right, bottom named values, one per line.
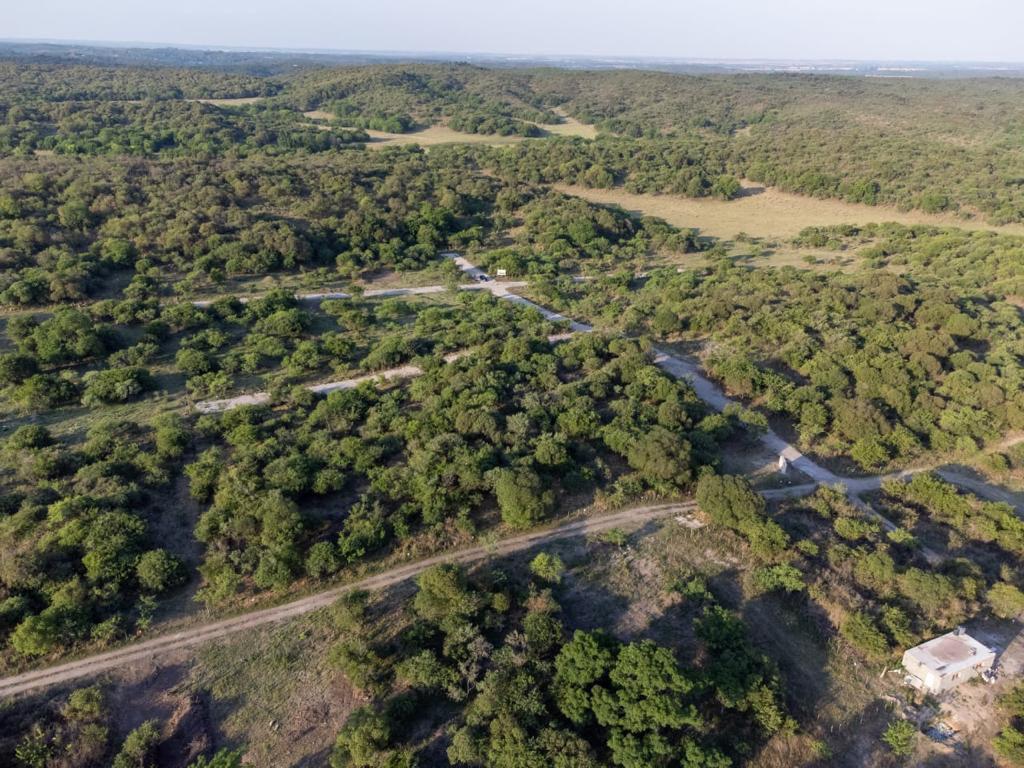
left=3, top=36, right=1024, bottom=68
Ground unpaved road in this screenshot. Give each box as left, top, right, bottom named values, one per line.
left=189, top=279, right=528, bottom=308
left=1, top=485, right=817, bottom=699
left=0, top=500, right=702, bottom=699
left=8, top=256, right=1018, bottom=697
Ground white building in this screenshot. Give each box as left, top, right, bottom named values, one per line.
left=902, top=628, right=996, bottom=694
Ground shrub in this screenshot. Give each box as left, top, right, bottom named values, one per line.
left=81, top=366, right=154, bottom=405
left=841, top=611, right=890, bottom=661
left=529, top=552, right=566, bottom=584
left=136, top=550, right=186, bottom=593
left=882, top=719, right=916, bottom=757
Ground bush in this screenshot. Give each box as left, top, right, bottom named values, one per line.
left=988, top=582, right=1024, bottom=619
left=752, top=564, right=805, bottom=594
left=81, top=366, right=155, bottom=405
left=841, top=611, right=890, bottom=661
left=188, top=750, right=244, bottom=768
left=306, top=541, right=342, bottom=579
left=136, top=549, right=186, bottom=593
left=0, top=352, right=39, bottom=385
left=112, top=720, right=161, bottom=768
left=529, top=552, right=566, bottom=584
left=492, top=467, right=554, bottom=529
left=882, top=718, right=916, bottom=757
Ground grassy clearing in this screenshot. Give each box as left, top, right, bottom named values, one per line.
left=363, top=125, right=531, bottom=148
left=555, top=182, right=1024, bottom=242
left=192, top=609, right=359, bottom=767
left=301, top=107, right=598, bottom=149
left=193, top=97, right=266, bottom=106
left=533, top=109, right=599, bottom=139
left=362, top=118, right=598, bottom=149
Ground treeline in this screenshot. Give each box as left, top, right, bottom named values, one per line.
left=538, top=264, right=1024, bottom=469
left=0, top=148, right=693, bottom=308
left=0, top=150, right=497, bottom=304
left=281, top=64, right=558, bottom=127
left=1, top=101, right=367, bottom=157
left=0, top=60, right=275, bottom=102
left=792, top=222, right=1024, bottom=298
left=471, top=190, right=696, bottom=277
left=743, top=478, right=1024, bottom=665
left=472, top=136, right=738, bottom=199
left=10, top=59, right=1024, bottom=220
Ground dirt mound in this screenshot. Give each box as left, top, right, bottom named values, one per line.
left=157, top=693, right=213, bottom=768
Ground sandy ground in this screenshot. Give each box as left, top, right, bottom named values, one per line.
left=554, top=183, right=1024, bottom=241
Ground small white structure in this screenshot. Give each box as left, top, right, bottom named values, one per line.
left=777, top=454, right=789, bottom=475
left=902, top=628, right=996, bottom=694
left=496, top=268, right=508, bottom=277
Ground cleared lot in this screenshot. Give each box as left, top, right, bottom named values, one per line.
left=555, top=182, right=1024, bottom=241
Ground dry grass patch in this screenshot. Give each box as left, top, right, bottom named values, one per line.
left=192, top=96, right=265, bottom=106
left=302, top=109, right=334, bottom=121
left=363, top=125, right=531, bottom=149
left=555, top=182, right=1024, bottom=241
left=536, top=109, right=599, bottom=139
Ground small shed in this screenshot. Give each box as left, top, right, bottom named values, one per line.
left=902, top=628, right=996, bottom=694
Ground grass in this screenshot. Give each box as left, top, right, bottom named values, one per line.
left=301, top=108, right=598, bottom=149
left=191, top=608, right=356, bottom=767
left=554, top=182, right=1024, bottom=242
left=192, top=97, right=266, bottom=106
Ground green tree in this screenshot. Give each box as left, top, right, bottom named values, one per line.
left=330, top=707, right=391, bottom=768
left=492, top=467, right=554, bottom=529
left=529, top=552, right=566, bottom=584
left=989, top=582, right=1024, bottom=619
left=112, top=720, right=161, bottom=768
left=882, top=719, right=916, bottom=758
left=136, top=549, right=186, bottom=593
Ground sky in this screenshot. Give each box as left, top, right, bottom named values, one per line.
left=7, top=0, right=1024, bottom=62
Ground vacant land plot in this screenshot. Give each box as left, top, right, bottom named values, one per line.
left=302, top=108, right=597, bottom=148
left=555, top=183, right=1024, bottom=241
left=193, top=96, right=266, bottom=106
left=363, top=125, right=529, bottom=148
left=535, top=109, right=599, bottom=139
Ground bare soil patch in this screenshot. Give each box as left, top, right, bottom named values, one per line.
left=363, top=125, right=532, bottom=149
left=555, top=183, right=1024, bottom=241
left=302, top=109, right=334, bottom=121
left=192, top=97, right=264, bottom=107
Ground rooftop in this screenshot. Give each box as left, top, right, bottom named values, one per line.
left=905, top=630, right=995, bottom=676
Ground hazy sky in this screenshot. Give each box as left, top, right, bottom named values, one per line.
left=7, top=0, right=1024, bottom=62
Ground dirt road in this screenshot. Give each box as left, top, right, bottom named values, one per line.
left=10, top=256, right=1017, bottom=698
left=0, top=500, right=700, bottom=699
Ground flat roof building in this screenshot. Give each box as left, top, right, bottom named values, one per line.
left=902, top=628, right=996, bottom=694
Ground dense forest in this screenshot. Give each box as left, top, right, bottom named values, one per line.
left=1, top=48, right=1024, bottom=768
